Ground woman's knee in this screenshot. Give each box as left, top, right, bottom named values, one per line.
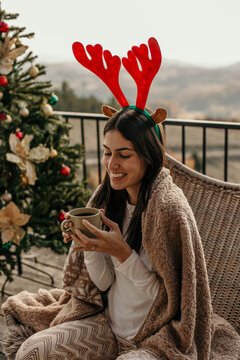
left=16, top=315, right=118, bottom=360
left=15, top=329, right=51, bottom=360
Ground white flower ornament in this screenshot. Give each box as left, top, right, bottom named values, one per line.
left=6, top=133, right=50, bottom=185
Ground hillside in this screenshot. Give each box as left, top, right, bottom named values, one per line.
left=43, top=60, right=240, bottom=121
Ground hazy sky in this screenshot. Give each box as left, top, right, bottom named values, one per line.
left=2, top=0, right=240, bottom=67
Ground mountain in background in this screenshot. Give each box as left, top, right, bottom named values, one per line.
left=43, top=60, right=240, bottom=121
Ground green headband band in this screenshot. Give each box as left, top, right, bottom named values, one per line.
left=122, top=105, right=161, bottom=140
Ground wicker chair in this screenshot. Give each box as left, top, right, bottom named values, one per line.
left=165, top=153, right=240, bottom=334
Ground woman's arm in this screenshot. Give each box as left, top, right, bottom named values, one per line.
left=84, top=251, right=115, bottom=291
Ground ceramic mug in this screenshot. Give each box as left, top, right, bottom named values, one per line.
left=61, top=207, right=101, bottom=238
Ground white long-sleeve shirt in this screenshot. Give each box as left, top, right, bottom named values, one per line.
left=84, top=202, right=160, bottom=340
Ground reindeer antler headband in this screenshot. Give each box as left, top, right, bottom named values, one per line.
left=72, top=37, right=167, bottom=139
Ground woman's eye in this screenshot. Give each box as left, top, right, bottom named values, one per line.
left=120, top=154, right=131, bottom=159
left=103, top=152, right=130, bottom=159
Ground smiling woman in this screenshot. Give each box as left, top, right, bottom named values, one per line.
left=2, top=38, right=240, bottom=360
left=90, top=108, right=165, bottom=257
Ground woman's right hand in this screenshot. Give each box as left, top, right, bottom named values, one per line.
left=62, top=212, right=73, bottom=244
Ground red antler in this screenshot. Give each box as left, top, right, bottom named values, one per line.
left=72, top=42, right=129, bottom=108
left=122, top=37, right=162, bottom=109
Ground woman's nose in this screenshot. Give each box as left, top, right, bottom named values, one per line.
left=108, top=155, right=119, bottom=170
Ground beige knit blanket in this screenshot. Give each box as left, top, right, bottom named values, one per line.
left=2, top=288, right=103, bottom=332
left=2, top=168, right=240, bottom=359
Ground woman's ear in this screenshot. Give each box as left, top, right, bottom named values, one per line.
left=102, top=105, right=118, bottom=117
left=151, top=108, right=167, bottom=124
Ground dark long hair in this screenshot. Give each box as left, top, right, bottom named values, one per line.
left=91, top=108, right=165, bottom=254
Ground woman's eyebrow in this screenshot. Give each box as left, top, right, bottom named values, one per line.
left=103, top=144, right=134, bottom=151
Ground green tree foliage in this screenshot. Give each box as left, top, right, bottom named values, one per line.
left=0, top=4, right=89, bottom=280
left=54, top=81, right=120, bottom=113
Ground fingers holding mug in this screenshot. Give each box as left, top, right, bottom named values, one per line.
left=61, top=218, right=73, bottom=235
left=62, top=232, right=72, bottom=244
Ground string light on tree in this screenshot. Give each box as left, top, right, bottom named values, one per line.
left=60, top=165, right=71, bottom=176
left=0, top=75, right=8, bottom=86
left=0, top=91, right=3, bottom=100
left=7, top=172, right=12, bottom=182
left=28, top=64, right=39, bottom=77
left=2, top=171, right=13, bottom=183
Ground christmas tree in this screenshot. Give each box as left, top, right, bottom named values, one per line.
left=0, top=3, right=89, bottom=281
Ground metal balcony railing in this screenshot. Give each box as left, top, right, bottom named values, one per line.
left=54, top=111, right=240, bottom=184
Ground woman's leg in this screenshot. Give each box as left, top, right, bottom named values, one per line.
left=116, top=349, right=158, bottom=360
left=16, top=313, right=118, bottom=360
left=2, top=310, right=36, bottom=359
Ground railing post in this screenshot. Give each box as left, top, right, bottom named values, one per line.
left=202, top=127, right=206, bottom=175
left=181, top=125, right=185, bottom=164
left=224, top=128, right=228, bottom=182
left=96, top=119, right=102, bottom=184
left=80, top=118, right=87, bottom=183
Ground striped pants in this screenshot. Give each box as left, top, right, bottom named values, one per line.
left=15, top=313, right=157, bottom=360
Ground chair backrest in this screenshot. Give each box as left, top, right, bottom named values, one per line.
left=165, top=153, right=240, bottom=333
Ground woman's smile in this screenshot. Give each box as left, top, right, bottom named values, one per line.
left=109, top=172, right=127, bottom=181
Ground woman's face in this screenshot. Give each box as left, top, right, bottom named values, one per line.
left=102, top=129, right=147, bottom=204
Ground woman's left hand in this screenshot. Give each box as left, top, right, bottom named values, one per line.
left=72, top=210, right=132, bottom=263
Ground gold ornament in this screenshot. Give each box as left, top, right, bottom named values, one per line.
left=0, top=36, right=28, bottom=75
left=28, top=64, right=39, bottom=77
left=20, top=173, right=28, bottom=186
left=19, top=107, right=29, bottom=117
left=42, top=104, right=53, bottom=116
left=1, top=191, right=12, bottom=202
left=0, top=91, right=3, bottom=100
left=0, top=201, right=30, bottom=245
left=6, top=133, right=50, bottom=185
left=49, top=148, right=58, bottom=158
left=5, top=114, right=12, bottom=123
